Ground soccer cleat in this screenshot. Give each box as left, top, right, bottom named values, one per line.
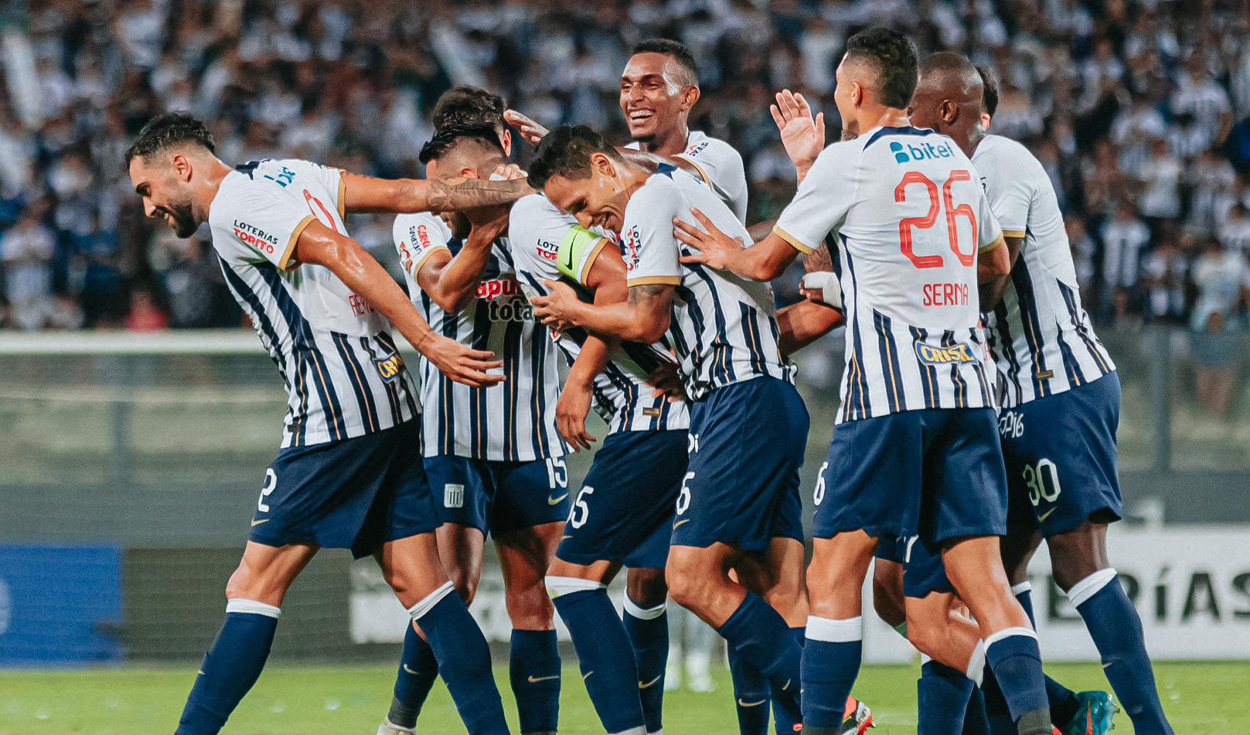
left=376, top=719, right=416, bottom=735
left=1058, top=691, right=1117, bottom=735
left=839, top=695, right=873, bottom=735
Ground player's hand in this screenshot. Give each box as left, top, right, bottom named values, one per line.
left=531, top=280, right=580, bottom=336
left=646, top=360, right=686, bottom=403
left=804, top=240, right=834, bottom=273
left=492, top=163, right=527, bottom=181
left=503, top=110, right=549, bottom=147
left=800, top=271, right=843, bottom=310
left=674, top=208, right=743, bottom=272
left=556, top=380, right=597, bottom=451
left=418, top=333, right=504, bottom=388
left=771, top=90, right=825, bottom=180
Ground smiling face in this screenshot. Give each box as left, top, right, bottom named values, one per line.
left=541, top=153, right=632, bottom=234
left=129, top=152, right=199, bottom=238
left=619, top=52, right=696, bottom=143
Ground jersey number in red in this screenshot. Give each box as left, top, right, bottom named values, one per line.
left=894, top=170, right=977, bottom=269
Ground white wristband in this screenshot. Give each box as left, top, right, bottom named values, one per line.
left=801, top=271, right=843, bottom=310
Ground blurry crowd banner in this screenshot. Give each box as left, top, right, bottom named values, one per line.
left=0, top=544, right=122, bottom=664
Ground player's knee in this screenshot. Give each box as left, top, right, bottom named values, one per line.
left=505, top=578, right=555, bottom=629
left=904, top=605, right=945, bottom=657
left=447, top=565, right=479, bottom=605
left=665, top=563, right=710, bottom=610
left=626, top=568, right=668, bottom=609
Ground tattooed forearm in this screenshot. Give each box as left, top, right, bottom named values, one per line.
left=419, top=177, right=530, bottom=212
left=628, top=283, right=669, bottom=306
left=804, top=240, right=833, bottom=273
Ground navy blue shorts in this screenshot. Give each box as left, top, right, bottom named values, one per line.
left=248, top=421, right=437, bottom=559
left=876, top=536, right=955, bottom=599
left=999, top=373, right=1123, bottom=537
left=557, top=430, right=687, bottom=569
left=814, top=407, right=1007, bottom=544
left=424, top=454, right=570, bottom=536
left=671, top=377, right=809, bottom=552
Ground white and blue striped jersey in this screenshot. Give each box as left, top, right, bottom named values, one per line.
left=774, top=127, right=1003, bottom=423
left=973, top=135, right=1115, bottom=408
left=394, top=212, right=564, bottom=461
left=626, top=130, right=749, bottom=223
left=208, top=158, right=419, bottom=448
left=508, top=193, right=690, bottom=434
left=624, top=166, right=794, bottom=400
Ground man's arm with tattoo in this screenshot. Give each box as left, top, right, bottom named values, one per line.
left=341, top=171, right=530, bottom=214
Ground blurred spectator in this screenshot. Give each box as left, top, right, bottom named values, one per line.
left=1, top=206, right=57, bottom=331
left=0, top=0, right=1247, bottom=332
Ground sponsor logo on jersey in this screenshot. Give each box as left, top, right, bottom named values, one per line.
left=623, top=225, right=642, bottom=271
left=890, top=140, right=955, bottom=164
left=685, top=140, right=709, bottom=157
left=373, top=350, right=405, bottom=382
left=915, top=342, right=978, bottom=365
left=536, top=238, right=559, bottom=262
left=478, top=277, right=534, bottom=322
left=232, top=220, right=280, bottom=254
left=262, top=165, right=297, bottom=188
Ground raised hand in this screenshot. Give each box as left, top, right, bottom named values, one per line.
left=503, top=109, right=549, bottom=147
left=419, top=333, right=504, bottom=388
left=771, top=89, right=825, bottom=180
left=674, top=208, right=743, bottom=272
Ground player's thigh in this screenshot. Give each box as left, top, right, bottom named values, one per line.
left=940, top=535, right=1028, bottom=633
left=871, top=546, right=907, bottom=629
left=665, top=542, right=740, bottom=621
left=735, top=537, right=807, bottom=625
left=496, top=521, right=564, bottom=628
left=227, top=541, right=319, bottom=606
left=903, top=591, right=982, bottom=671
left=378, top=532, right=453, bottom=608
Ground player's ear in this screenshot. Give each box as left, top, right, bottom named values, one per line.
left=171, top=152, right=193, bottom=182
left=941, top=100, right=959, bottom=126
left=590, top=152, right=616, bottom=179
left=680, top=85, right=700, bottom=112
left=500, top=129, right=513, bottom=157
left=461, top=167, right=480, bottom=180
left=852, top=82, right=865, bottom=109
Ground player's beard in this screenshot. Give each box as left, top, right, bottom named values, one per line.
left=164, top=197, right=198, bottom=238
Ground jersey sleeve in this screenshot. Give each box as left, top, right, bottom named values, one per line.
left=623, top=179, right=683, bottom=287
left=288, top=160, right=347, bottom=218
left=210, top=178, right=318, bottom=271
left=507, top=194, right=575, bottom=296
left=393, top=213, right=452, bottom=280
left=676, top=138, right=748, bottom=221
left=976, top=181, right=1005, bottom=253
left=774, top=142, right=857, bottom=254
left=978, top=147, right=1031, bottom=239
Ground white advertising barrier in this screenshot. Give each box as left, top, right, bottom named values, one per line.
left=350, top=525, right=1250, bottom=662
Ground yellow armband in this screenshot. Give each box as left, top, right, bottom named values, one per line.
left=557, top=225, right=606, bottom=283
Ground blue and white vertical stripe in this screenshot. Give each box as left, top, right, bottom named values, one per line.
left=218, top=257, right=418, bottom=448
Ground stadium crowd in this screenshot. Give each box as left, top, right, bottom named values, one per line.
left=2, top=0, right=1250, bottom=333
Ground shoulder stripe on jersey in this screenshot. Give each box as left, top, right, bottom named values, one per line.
left=1009, top=260, right=1051, bottom=398
left=910, top=326, right=938, bottom=410
left=332, top=333, right=378, bottom=433
left=862, top=125, right=936, bottom=150
left=873, top=310, right=906, bottom=413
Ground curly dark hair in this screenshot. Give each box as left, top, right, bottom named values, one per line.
left=844, top=27, right=919, bottom=110
left=431, top=86, right=506, bottom=133
left=418, top=123, right=506, bottom=165
left=124, top=112, right=215, bottom=165
left=527, top=125, right=621, bottom=189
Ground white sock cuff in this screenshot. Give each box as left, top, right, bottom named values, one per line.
left=965, top=640, right=986, bottom=686
left=1067, top=568, right=1118, bottom=609
left=226, top=598, right=281, bottom=618
left=805, top=616, right=862, bottom=643
left=1011, top=581, right=1033, bottom=597
left=407, top=581, right=456, bottom=620
left=623, top=597, right=667, bottom=620
left=984, top=626, right=1039, bottom=649
left=545, top=575, right=606, bottom=599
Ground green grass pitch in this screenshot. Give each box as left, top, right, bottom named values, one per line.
left=1, top=662, right=1247, bottom=734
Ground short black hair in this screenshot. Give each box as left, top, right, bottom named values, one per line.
left=843, top=27, right=919, bottom=110
left=632, top=38, right=700, bottom=87
left=419, top=124, right=506, bottom=165
left=125, top=112, right=215, bottom=165
left=977, top=65, right=1000, bottom=117
left=527, top=125, right=620, bottom=189
left=431, top=86, right=506, bottom=132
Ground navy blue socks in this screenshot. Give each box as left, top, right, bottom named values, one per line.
left=983, top=628, right=1049, bottom=731
left=800, top=616, right=862, bottom=734
left=717, top=593, right=803, bottom=727
left=176, top=599, right=280, bottom=735
left=387, top=622, right=439, bottom=729
left=510, top=629, right=561, bottom=734
left=917, top=660, right=973, bottom=735
left=623, top=597, right=669, bottom=734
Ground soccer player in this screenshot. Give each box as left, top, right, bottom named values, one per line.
left=525, top=125, right=810, bottom=729
left=125, top=112, right=527, bottom=735
left=671, top=28, right=1055, bottom=735
left=907, top=52, right=1173, bottom=735
left=383, top=120, right=566, bottom=735
left=510, top=188, right=689, bottom=735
